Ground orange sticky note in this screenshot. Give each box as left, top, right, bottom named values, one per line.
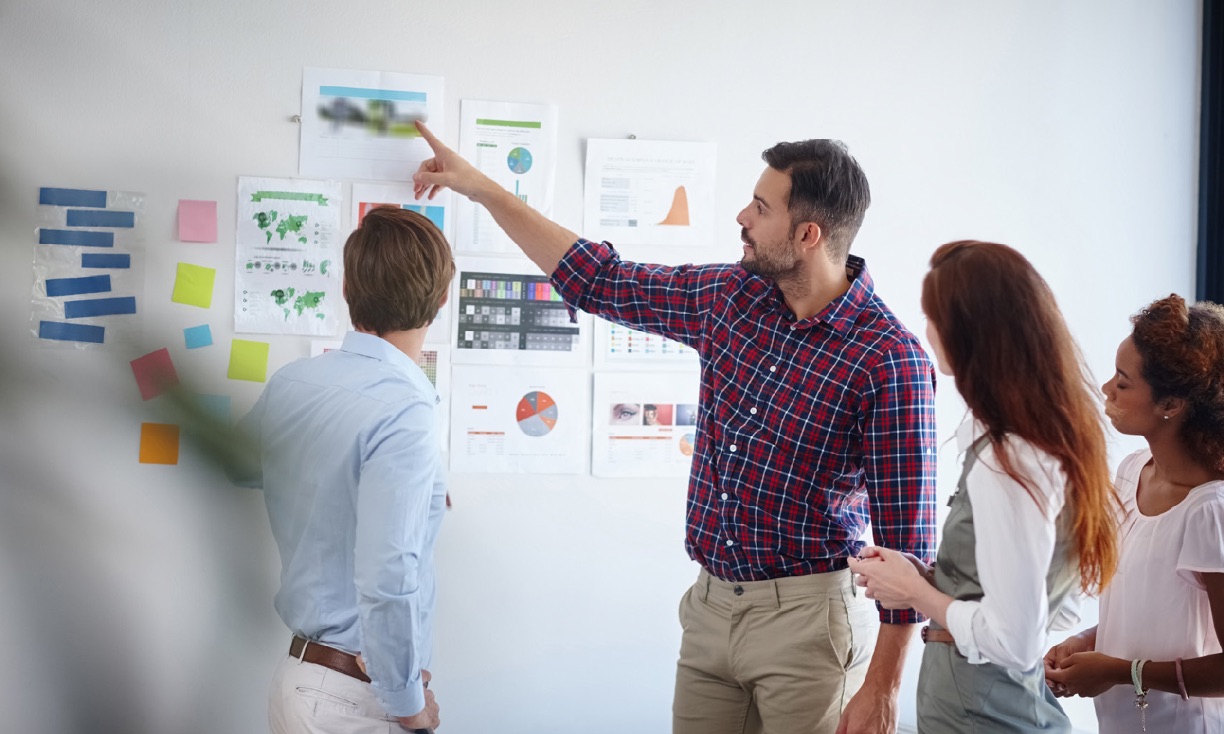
left=139, top=423, right=180, bottom=464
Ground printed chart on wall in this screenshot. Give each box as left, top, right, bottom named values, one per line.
left=31, top=187, right=144, bottom=349
left=584, top=139, right=716, bottom=255
left=235, top=176, right=342, bottom=336
left=593, top=371, right=701, bottom=478
left=452, top=256, right=588, bottom=367
left=351, top=182, right=453, bottom=343
left=450, top=365, right=589, bottom=474
left=455, top=100, right=557, bottom=253
left=299, top=67, right=443, bottom=181
left=594, top=320, right=699, bottom=371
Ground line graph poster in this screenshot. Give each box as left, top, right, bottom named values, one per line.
left=583, top=139, right=716, bottom=250
left=300, top=67, right=444, bottom=181
left=351, top=182, right=453, bottom=344
left=455, top=100, right=558, bottom=253
left=450, top=365, right=590, bottom=474
left=234, top=176, right=343, bottom=336
left=592, top=371, right=700, bottom=478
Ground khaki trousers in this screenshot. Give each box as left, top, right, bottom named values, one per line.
left=673, top=568, right=878, bottom=734
left=269, top=654, right=404, bottom=734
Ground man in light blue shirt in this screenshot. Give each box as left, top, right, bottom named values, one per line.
left=235, top=207, right=454, bottom=733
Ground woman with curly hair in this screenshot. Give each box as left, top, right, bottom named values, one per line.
left=1045, top=294, right=1224, bottom=732
left=849, top=241, right=1118, bottom=732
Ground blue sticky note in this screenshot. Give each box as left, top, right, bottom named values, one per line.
left=39, top=321, right=105, bottom=343
left=193, top=393, right=232, bottom=425
left=64, top=296, right=137, bottom=318
left=39, top=187, right=107, bottom=208
left=39, top=229, right=114, bottom=247
left=81, top=253, right=131, bottom=269
left=183, top=324, right=213, bottom=349
left=45, top=274, right=111, bottom=297
left=66, top=209, right=135, bottom=228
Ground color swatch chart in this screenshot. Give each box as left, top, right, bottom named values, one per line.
left=456, top=271, right=579, bottom=352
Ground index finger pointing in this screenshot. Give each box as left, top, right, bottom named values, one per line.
left=415, top=120, right=448, bottom=153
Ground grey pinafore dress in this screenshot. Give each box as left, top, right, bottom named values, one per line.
left=917, top=437, right=1076, bottom=733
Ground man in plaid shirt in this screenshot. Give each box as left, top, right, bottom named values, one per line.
left=412, top=122, right=937, bottom=734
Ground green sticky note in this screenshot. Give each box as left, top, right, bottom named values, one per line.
left=227, top=338, right=269, bottom=382
left=171, top=262, right=216, bottom=308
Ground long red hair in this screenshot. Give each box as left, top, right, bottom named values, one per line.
left=922, top=241, right=1118, bottom=593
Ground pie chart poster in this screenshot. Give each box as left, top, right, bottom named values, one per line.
left=450, top=365, right=590, bottom=474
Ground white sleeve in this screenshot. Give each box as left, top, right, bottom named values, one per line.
left=1176, top=491, right=1224, bottom=588
left=944, top=438, right=1064, bottom=670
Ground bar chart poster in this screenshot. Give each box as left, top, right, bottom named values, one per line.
left=451, top=256, right=589, bottom=367
left=299, top=67, right=444, bottom=181
left=456, top=99, right=558, bottom=253
left=592, top=371, right=701, bottom=478
left=450, top=365, right=590, bottom=474
left=32, top=187, right=145, bottom=349
left=583, top=139, right=716, bottom=251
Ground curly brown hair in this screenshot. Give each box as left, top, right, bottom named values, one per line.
left=1130, top=295, right=1224, bottom=472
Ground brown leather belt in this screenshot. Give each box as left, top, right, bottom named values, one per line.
left=290, top=636, right=371, bottom=683
left=921, top=626, right=955, bottom=645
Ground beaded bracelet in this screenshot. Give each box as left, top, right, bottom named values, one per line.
left=1175, top=657, right=1189, bottom=701
left=1131, top=658, right=1149, bottom=733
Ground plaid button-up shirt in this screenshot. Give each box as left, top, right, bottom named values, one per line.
left=553, top=239, right=937, bottom=624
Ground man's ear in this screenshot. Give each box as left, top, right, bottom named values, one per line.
left=795, top=221, right=823, bottom=252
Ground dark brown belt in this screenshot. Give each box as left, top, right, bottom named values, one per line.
left=290, top=636, right=371, bottom=683
left=921, top=626, right=955, bottom=644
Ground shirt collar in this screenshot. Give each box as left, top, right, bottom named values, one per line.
left=339, top=330, right=437, bottom=399
left=757, top=255, right=875, bottom=333
left=955, top=412, right=989, bottom=453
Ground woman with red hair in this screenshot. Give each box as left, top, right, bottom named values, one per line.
left=1045, top=294, right=1224, bottom=732
left=849, top=240, right=1118, bottom=732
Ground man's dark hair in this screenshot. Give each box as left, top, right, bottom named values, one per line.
left=762, top=140, right=871, bottom=263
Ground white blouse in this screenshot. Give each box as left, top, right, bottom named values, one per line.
left=943, top=417, right=1078, bottom=671
left=1094, top=449, right=1224, bottom=733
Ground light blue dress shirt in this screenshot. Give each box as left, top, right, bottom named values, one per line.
left=236, top=331, right=446, bottom=717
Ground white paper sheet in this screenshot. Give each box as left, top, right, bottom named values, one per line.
left=451, top=255, right=589, bottom=367
left=300, top=67, right=444, bottom=181
left=593, top=320, right=700, bottom=371
left=583, top=139, right=717, bottom=255
left=450, top=365, right=590, bottom=474
left=455, top=100, right=558, bottom=253
left=234, top=176, right=343, bottom=336
left=350, top=182, right=453, bottom=344
left=592, top=371, right=701, bottom=478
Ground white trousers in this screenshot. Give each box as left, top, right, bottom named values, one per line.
left=268, top=654, right=405, bottom=734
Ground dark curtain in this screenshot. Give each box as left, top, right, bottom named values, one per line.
left=1199, top=0, right=1224, bottom=303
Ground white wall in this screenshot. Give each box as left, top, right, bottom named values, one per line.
left=0, top=1, right=1200, bottom=733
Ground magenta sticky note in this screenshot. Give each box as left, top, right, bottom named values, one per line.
left=178, top=199, right=218, bottom=243
left=130, top=347, right=180, bottom=401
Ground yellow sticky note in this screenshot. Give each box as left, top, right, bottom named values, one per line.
left=228, top=338, right=270, bottom=382
left=139, top=422, right=180, bottom=465
left=172, top=262, right=216, bottom=309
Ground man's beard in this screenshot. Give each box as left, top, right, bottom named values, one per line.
left=740, top=227, right=803, bottom=282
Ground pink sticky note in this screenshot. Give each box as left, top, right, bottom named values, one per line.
left=178, top=199, right=218, bottom=243
left=130, top=348, right=181, bottom=400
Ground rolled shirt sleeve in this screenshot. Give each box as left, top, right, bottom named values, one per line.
left=861, top=342, right=939, bottom=624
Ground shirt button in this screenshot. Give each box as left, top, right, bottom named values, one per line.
left=733, top=585, right=745, bottom=596
left=769, top=365, right=777, bottom=373
left=729, top=444, right=737, bottom=452
left=720, top=492, right=728, bottom=500
left=749, top=407, right=758, bottom=415
left=725, top=539, right=734, bottom=546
